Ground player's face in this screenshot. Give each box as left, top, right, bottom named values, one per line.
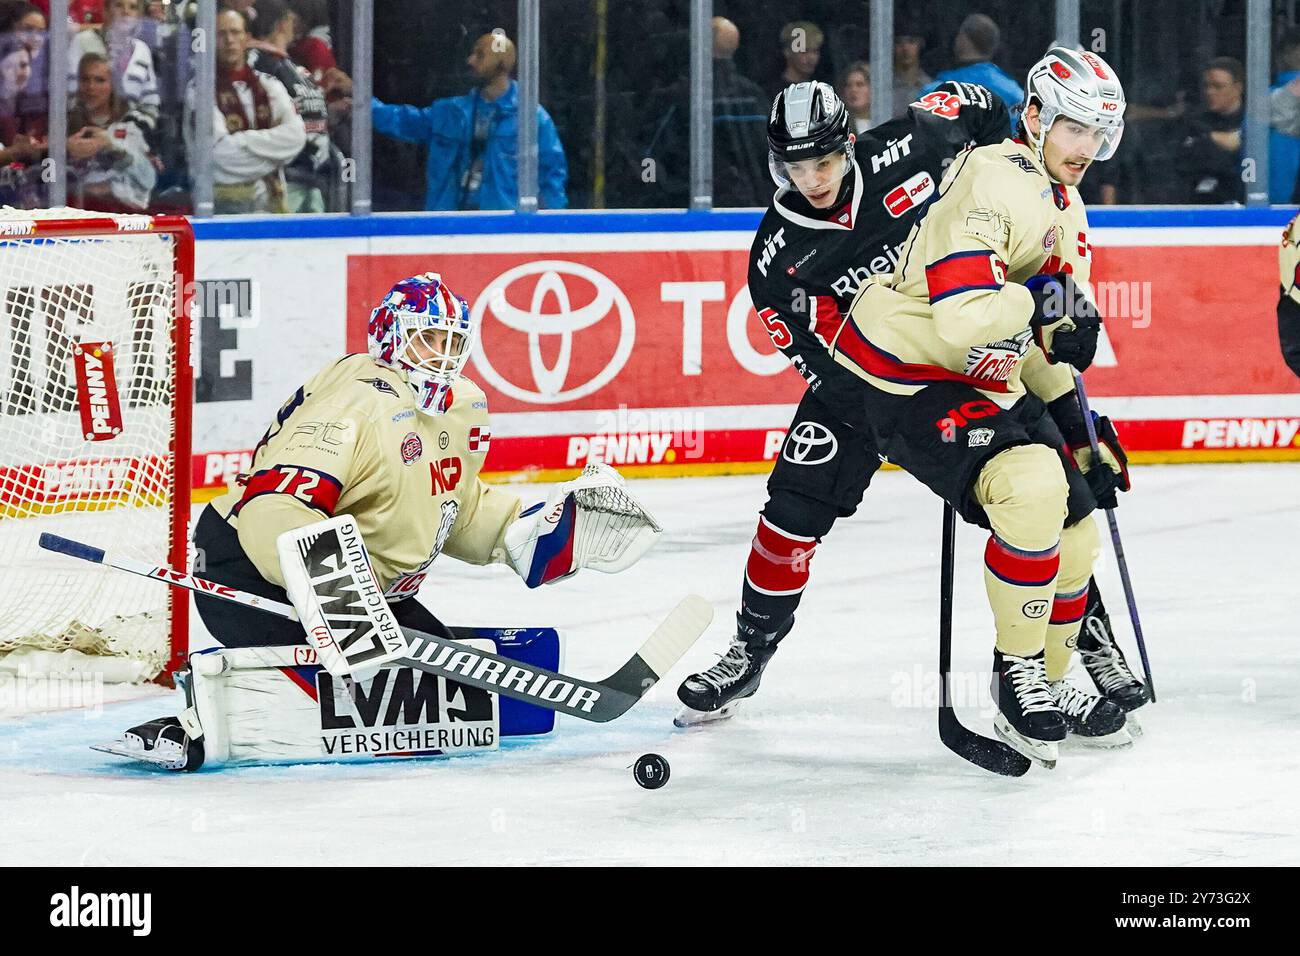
left=783, top=150, right=850, bottom=208
left=405, top=326, right=469, bottom=377
left=1043, top=117, right=1109, bottom=185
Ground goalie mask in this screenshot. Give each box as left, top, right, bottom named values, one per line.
left=1023, top=48, right=1126, bottom=173
left=368, top=273, right=474, bottom=416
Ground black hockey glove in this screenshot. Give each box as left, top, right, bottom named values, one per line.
left=1025, top=272, right=1101, bottom=371
left=1049, top=393, right=1130, bottom=510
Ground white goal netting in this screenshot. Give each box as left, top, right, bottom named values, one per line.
left=0, top=208, right=188, bottom=681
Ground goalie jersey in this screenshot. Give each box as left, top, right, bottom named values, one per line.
left=831, top=136, right=1092, bottom=407
left=209, top=354, right=521, bottom=598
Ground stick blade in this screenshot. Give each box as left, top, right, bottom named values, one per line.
left=939, top=709, right=1033, bottom=777
left=633, top=594, right=713, bottom=679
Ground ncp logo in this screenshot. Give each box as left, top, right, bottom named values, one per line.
left=471, top=260, right=635, bottom=404
left=782, top=421, right=838, bottom=465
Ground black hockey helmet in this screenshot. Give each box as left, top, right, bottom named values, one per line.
left=768, top=81, right=850, bottom=161
left=767, top=82, right=854, bottom=193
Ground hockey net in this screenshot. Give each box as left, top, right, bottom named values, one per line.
left=0, top=208, right=193, bottom=682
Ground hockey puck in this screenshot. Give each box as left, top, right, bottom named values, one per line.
left=633, top=753, right=670, bottom=789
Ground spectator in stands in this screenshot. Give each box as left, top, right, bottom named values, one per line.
left=0, top=3, right=45, bottom=34
left=839, top=61, right=871, bottom=133
left=0, top=29, right=34, bottom=136
left=370, top=30, right=568, bottom=211
left=771, top=20, right=823, bottom=100
left=922, top=13, right=1022, bottom=128
left=1, top=4, right=45, bottom=137
left=184, top=8, right=304, bottom=214
left=710, top=15, right=769, bottom=207
left=1175, top=57, right=1246, bottom=204
left=890, top=15, right=931, bottom=115
left=287, top=0, right=334, bottom=84
left=1270, top=29, right=1300, bottom=203
left=26, top=1, right=103, bottom=26
left=67, top=0, right=161, bottom=142
left=66, top=51, right=155, bottom=211
left=244, top=0, right=335, bottom=212
left=0, top=31, right=42, bottom=204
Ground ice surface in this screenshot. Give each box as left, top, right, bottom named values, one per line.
left=1, top=464, right=1296, bottom=865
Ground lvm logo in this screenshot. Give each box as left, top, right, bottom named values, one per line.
left=49, top=886, right=151, bottom=936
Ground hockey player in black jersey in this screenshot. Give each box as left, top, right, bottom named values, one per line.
left=676, top=80, right=1148, bottom=725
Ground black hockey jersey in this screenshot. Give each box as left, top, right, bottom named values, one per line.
left=748, top=82, right=1009, bottom=430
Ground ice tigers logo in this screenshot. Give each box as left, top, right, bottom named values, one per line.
left=383, top=499, right=461, bottom=600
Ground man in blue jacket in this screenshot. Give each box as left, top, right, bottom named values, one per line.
left=372, top=31, right=568, bottom=210
left=921, top=13, right=1023, bottom=134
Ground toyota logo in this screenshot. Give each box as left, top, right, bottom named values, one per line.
left=470, top=260, right=635, bottom=404
left=782, top=421, right=838, bottom=465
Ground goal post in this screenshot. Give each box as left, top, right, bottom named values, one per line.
left=0, top=208, right=194, bottom=682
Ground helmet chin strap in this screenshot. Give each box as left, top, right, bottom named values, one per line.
left=1024, top=112, right=1059, bottom=184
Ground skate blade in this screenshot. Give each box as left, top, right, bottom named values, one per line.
left=1124, top=713, right=1143, bottom=737
left=1066, top=724, right=1134, bottom=749
left=91, top=740, right=188, bottom=771
left=993, top=715, right=1059, bottom=769
left=673, top=700, right=743, bottom=728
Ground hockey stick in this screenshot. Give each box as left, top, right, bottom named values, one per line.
left=937, top=504, right=1032, bottom=777
left=38, top=532, right=712, bottom=723
left=1072, top=374, right=1156, bottom=702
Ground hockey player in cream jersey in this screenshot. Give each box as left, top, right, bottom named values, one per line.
left=111, top=273, right=660, bottom=770
left=829, top=48, right=1141, bottom=765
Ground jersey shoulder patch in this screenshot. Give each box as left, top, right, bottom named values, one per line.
left=307, top=355, right=415, bottom=422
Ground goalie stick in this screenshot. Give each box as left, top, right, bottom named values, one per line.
left=1073, top=373, right=1156, bottom=702
left=937, top=505, right=1032, bottom=777
left=39, top=533, right=711, bottom=724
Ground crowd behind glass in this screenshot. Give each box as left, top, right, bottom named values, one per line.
left=0, top=0, right=1288, bottom=216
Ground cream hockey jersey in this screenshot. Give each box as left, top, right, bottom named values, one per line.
left=830, top=137, right=1094, bottom=407
left=210, top=354, right=521, bottom=599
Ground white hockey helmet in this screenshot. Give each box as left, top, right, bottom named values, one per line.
left=1023, top=47, right=1126, bottom=166
left=367, top=272, right=475, bottom=416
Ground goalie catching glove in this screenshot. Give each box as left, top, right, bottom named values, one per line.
left=505, top=462, right=662, bottom=587
left=1025, top=272, right=1102, bottom=371
left=1048, top=392, right=1131, bottom=510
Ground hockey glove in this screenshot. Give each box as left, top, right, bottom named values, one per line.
left=1025, top=272, right=1102, bottom=371
left=1049, top=394, right=1130, bottom=509
left=505, top=463, right=662, bottom=588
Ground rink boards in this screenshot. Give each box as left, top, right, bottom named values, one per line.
left=180, top=208, right=1300, bottom=493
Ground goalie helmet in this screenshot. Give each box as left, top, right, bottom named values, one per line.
left=367, top=273, right=474, bottom=416
left=1023, top=47, right=1126, bottom=169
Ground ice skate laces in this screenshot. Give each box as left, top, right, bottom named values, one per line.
left=1049, top=680, right=1100, bottom=719
left=693, top=639, right=750, bottom=692
left=1079, top=618, right=1139, bottom=694
left=1004, top=655, right=1057, bottom=714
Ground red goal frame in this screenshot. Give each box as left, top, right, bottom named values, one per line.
left=10, top=214, right=195, bottom=678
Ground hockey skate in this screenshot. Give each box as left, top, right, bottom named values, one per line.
left=1078, top=590, right=1149, bottom=734
left=1049, top=679, right=1133, bottom=749
left=674, top=615, right=790, bottom=727
left=991, top=649, right=1066, bottom=769
left=92, top=715, right=205, bottom=772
